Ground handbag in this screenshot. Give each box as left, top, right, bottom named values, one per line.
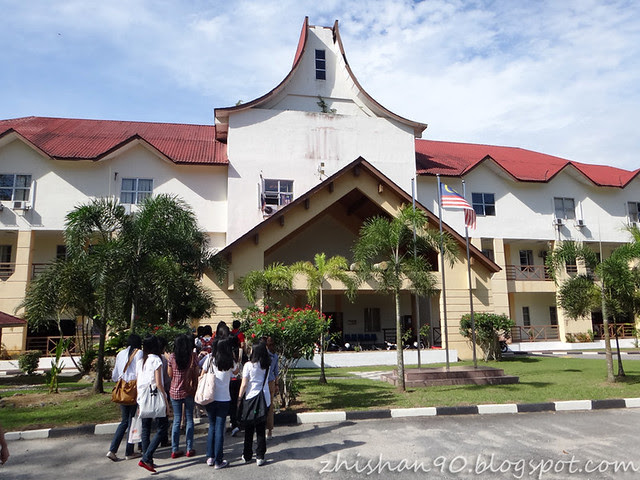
left=111, top=348, right=138, bottom=405
left=238, top=368, right=268, bottom=426
left=138, top=384, right=167, bottom=418
left=194, top=356, right=216, bottom=406
left=185, top=356, right=198, bottom=397
left=128, top=414, right=142, bottom=444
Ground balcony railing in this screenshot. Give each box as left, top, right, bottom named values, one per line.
left=0, top=262, right=15, bottom=279
left=31, top=263, right=52, bottom=279
left=593, top=324, right=636, bottom=339
left=511, top=325, right=559, bottom=342
left=506, top=264, right=552, bottom=281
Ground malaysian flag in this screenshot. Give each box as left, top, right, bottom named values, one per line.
left=440, top=183, right=476, bottom=229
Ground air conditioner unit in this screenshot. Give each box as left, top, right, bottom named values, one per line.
left=263, top=205, right=277, bottom=216
left=554, top=218, right=564, bottom=226
left=12, top=200, right=30, bottom=210
left=575, top=219, right=585, bottom=228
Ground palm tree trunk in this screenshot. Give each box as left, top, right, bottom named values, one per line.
left=612, top=314, right=625, bottom=377
left=319, top=287, right=327, bottom=384
left=395, top=289, right=405, bottom=391
left=601, top=288, right=615, bottom=382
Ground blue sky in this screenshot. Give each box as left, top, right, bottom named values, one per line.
left=2, top=0, right=639, bottom=170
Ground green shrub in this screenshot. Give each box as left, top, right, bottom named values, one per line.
left=459, top=312, right=515, bottom=361
left=18, top=350, right=41, bottom=375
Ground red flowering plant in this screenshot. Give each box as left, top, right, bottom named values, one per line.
left=234, top=305, right=329, bottom=408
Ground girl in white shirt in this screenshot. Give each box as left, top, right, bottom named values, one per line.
left=136, top=336, right=168, bottom=473
left=202, top=336, right=239, bottom=469
left=238, top=341, right=271, bottom=466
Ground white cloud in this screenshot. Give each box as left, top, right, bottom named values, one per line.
left=1, top=0, right=639, bottom=169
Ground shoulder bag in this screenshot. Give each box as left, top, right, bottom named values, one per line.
left=194, top=356, right=216, bottom=406
left=138, top=383, right=167, bottom=418
left=111, top=348, right=138, bottom=405
left=238, top=367, right=268, bottom=426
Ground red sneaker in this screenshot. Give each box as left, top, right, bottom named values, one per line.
left=186, top=450, right=196, bottom=458
left=171, top=450, right=184, bottom=459
left=138, top=460, right=156, bottom=473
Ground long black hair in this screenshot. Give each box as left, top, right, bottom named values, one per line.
left=213, top=337, right=234, bottom=372
left=250, top=341, right=271, bottom=371
left=173, top=334, right=193, bottom=370
left=126, top=334, right=142, bottom=351
left=142, top=335, right=159, bottom=365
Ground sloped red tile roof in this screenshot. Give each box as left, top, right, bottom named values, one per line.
left=0, top=117, right=227, bottom=165
left=0, top=311, right=26, bottom=327
left=416, top=139, right=639, bottom=188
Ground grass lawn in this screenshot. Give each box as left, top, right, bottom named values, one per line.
left=294, top=356, right=640, bottom=411
left=1, top=356, right=639, bottom=431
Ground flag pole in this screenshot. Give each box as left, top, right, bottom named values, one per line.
left=462, top=180, right=478, bottom=368
left=411, top=176, right=422, bottom=369
left=437, top=175, right=450, bottom=370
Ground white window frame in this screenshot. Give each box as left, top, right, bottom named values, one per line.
left=120, top=178, right=153, bottom=205
left=554, top=197, right=576, bottom=220
left=472, top=192, right=495, bottom=216
left=263, top=179, right=293, bottom=208
left=0, top=173, right=32, bottom=203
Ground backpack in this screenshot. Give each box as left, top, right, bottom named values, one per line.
left=200, top=336, right=214, bottom=354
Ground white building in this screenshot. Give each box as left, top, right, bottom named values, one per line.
left=0, top=18, right=637, bottom=357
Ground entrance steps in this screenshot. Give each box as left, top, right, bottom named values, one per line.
left=382, top=365, right=519, bottom=387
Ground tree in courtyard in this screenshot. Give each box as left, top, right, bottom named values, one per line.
left=291, top=253, right=357, bottom=384
left=352, top=204, right=458, bottom=391
left=51, top=195, right=215, bottom=393
left=236, top=304, right=328, bottom=407
left=547, top=238, right=640, bottom=381
left=459, top=312, right=514, bottom=361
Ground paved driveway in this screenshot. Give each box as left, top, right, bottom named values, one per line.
left=5, top=408, right=640, bottom=479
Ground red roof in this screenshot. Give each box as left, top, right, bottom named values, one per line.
left=0, top=117, right=227, bottom=165
left=416, top=139, right=639, bottom=188
left=0, top=311, right=26, bottom=327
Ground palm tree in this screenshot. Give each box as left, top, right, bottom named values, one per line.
left=65, top=198, right=129, bottom=393
left=292, top=253, right=357, bottom=383
left=120, top=194, right=215, bottom=329
left=547, top=239, right=640, bottom=381
left=237, top=262, right=293, bottom=310
left=353, top=205, right=458, bottom=391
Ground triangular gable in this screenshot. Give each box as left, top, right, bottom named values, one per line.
left=218, top=156, right=500, bottom=273
left=214, top=18, right=427, bottom=141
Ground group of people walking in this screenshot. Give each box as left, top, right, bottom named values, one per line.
left=106, top=321, right=279, bottom=474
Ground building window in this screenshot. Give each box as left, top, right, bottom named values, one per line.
left=315, top=49, right=326, bottom=80
left=0, top=245, right=12, bottom=276
left=121, top=178, right=153, bottom=205
left=364, top=307, right=381, bottom=332
left=522, top=306, right=531, bottom=327
left=549, top=306, right=557, bottom=326
left=554, top=197, right=575, bottom=220
left=0, top=174, right=32, bottom=202
left=263, top=179, right=293, bottom=208
left=56, top=245, right=67, bottom=260
left=628, top=202, right=640, bottom=223
left=519, top=250, right=534, bottom=266
left=472, top=193, right=495, bottom=216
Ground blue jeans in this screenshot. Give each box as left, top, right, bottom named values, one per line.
left=205, top=401, right=230, bottom=464
left=141, top=416, right=169, bottom=464
left=170, top=396, right=195, bottom=452
left=109, top=403, right=137, bottom=456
